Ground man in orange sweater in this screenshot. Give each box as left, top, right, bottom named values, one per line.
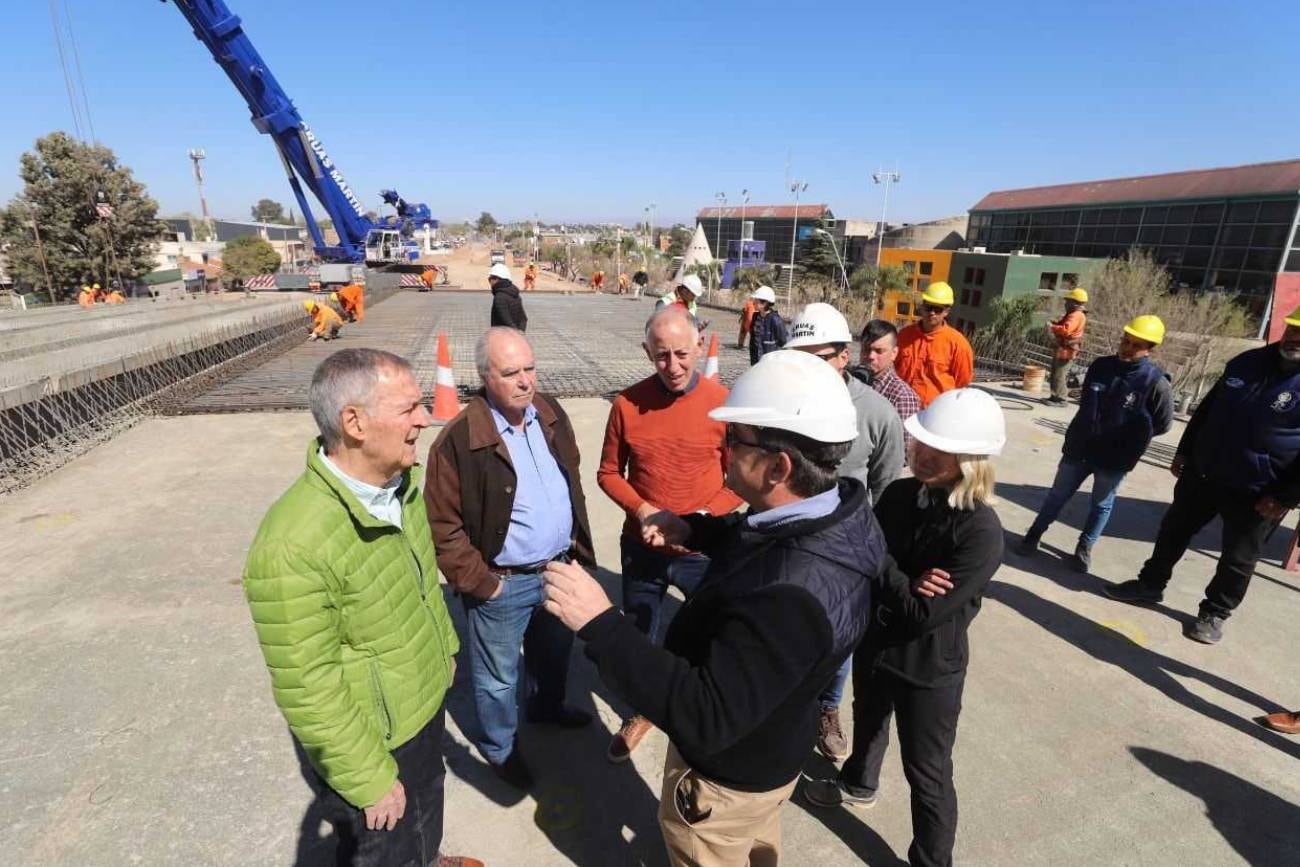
left=895, top=281, right=974, bottom=407
left=597, top=305, right=743, bottom=762
left=1047, top=287, right=1088, bottom=404
left=337, top=282, right=365, bottom=323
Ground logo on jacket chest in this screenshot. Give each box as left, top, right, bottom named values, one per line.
left=1123, top=392, right=1138, bottom=409
left=1272, top=391, right=1295, bottom=413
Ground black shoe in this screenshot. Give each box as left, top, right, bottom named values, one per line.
left=1185, top=613, right=1225, bottom=645
left=489, top=749, right=534, bottom=790
left=1015, top=533, right=1041, bottom=557
left=1047, top=396, right=1067, bottom=405
left=1072, top=542, right=1092, bottom=572
left=526, top=705, right=593, bottom=729
left=1102, top=579, right=1164, bottom=605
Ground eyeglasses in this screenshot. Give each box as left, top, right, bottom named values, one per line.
left=812, top=349, right=841, bottom=361
left=922, top=304, right=947, bottom=315
left=725, top=427, right=783, bottom=453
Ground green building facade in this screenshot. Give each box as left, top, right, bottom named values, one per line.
left=947, top=252, right=1102, bottom=332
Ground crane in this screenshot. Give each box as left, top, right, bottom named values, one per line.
left=163, top=0, right=437, bottom=267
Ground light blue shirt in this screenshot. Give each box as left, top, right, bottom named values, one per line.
left=319, top=448, right=405, bottom=529
left=488, top=400, right=574, bottom=567
left=746, top=486, right=841, bottom=530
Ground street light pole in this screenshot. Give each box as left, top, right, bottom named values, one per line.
left=815, top=228, right=850, bottom=291
left=738, top=189, right=750, bottom=272
left=787, top=180, right=808, bottom=307
left=714, top=192, right=726, bottom=293
left=872, top=169, right=901, bottom=267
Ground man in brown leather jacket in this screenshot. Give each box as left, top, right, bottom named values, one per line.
left=425, top=326, right=596, bottom=790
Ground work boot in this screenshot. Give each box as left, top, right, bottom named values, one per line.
left=1047, top=396, right=1068, bottom=406
left=1071, top=541, right=1092, bottom=573
left=1102, top=579, right=1164, bottom=605
left=1184, top=612, right=1225, bottom=645
left=1259, top=711, right=1300, bottom=734
left=803, top=778, right=877, bottom=810
left=437, top=858, right=486, bottom=867
left=1015, top=532, right=1042, bottom=557
left=488, top=749, right=534, bottom=790
left=817, top=706, right=848, bottom=761
left=607, top=715, right=655, bottom=763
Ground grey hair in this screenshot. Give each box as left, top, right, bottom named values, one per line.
left=475, top=326, right=530, bottom=381
left=308, top=348, right=412, bottom=451
left=643, top=305, right=700, bottom=342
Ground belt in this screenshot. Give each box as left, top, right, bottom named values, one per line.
left=489, top=549, right=573, bottom=577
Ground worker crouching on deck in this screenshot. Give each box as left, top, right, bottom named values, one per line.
left=305, top=299, right=343, bottom=341
left=544, top=350, right=883, bottom=866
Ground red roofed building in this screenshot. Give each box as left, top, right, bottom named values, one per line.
left=967, top=159, right=1300, bottom=328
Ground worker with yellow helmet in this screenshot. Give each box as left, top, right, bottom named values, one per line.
left=303, top=298, right=343, bottom=341
left=1047, top=287, right=1089, bottom=404
left=1105, top=305, right=1300, bottom=645
left=1017, top=314, right=1172, bottom=572
left=894, top=281, right=974, bottom=407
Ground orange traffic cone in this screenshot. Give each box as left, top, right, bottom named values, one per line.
left=703, top=332, right=720, bottom=380
left=431, top=331, right=461, bottom=423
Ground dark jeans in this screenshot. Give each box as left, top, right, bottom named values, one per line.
left=294, top=709, right=446, bottom=867
left=1137, top=470, right=1273, bottom=618
left=620, top=538, right=710, bottom=643
left=463, top=571, right=575, bottom=763
left=840, top=663, right=964, bottom=867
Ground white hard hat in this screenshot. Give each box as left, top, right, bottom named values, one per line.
left=786, top=302, right=854, bottom=348
left=710, top=349, right=857, bottom=443
left=488, top=263, right=512, bottom=280
left=752, top=285, right=776, bottom=304
left=904, top=388, right=1006, bottom=456
left=677, top=274, right=704, bottom=297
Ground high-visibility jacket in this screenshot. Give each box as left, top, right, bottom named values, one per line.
left=421, top=268, right=437, bottom=289
left=338, top=283, right=365, bottom=322
left=106, top=291, right=126, bottom=305
left=78, top=291, right=96, bottom=308
left=310, top=304, right=344, bottom=336
left=1050, top=309, right=1087, bottom=361
left=895, top=323, right=975, bottom=408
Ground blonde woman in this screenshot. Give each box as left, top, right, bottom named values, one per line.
left=807, top=388, right=1005, bottom=867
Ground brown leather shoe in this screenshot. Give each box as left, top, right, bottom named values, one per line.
left=608, top=715, right=655, bottom=763
left=437, top=857, right=485, bottom=867
left=1260, top=711, right=1300, bottom=734
left=817, top=706, right=848, bottom=760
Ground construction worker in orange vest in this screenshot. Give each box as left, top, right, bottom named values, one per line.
left=106, top=287, right=126, bottom=304
left=592, top=269, right=605, bottom=292
left=894, top=281, right=975, bottom=407
left=524, top=262, right=538, bottom=291
left=421, top=266, right=437, bottom=289
left=337, top=282, right=365, bottom=322
left=304, top=300, right=343, bottom=341
left=1047, top=287, right=1088, bottom=404
left=618, top=271, right=630, bottom=294
left=78, top=284, right=96, bottom=308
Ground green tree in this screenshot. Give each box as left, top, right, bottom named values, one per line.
left=476, top=211, right=498, bottom=237
left=188, top=217, right=214, bottom=242
left=733, top=265, right=775, bottom=293
left=849, top=262, right=909, bottom=310
left=620, top=234, right=637, bottom=255
left=250, top=198, right=287, bottom=223
left=685, top=260, right=722, bottom=294
left=221, top=235, right=281, bottom=287
left=796, top=221, right=841, bottom=279
left=666, top=224, right=692, bottom=257
left=0, top=132, right=161, bottom=300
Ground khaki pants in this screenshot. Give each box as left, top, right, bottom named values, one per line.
left=659, top=744, right=799, bottom=867
left=1050, top=356, right=1072, bottom=399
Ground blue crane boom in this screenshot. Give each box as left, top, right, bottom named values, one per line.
left=164, top=0, right=435, bottom=264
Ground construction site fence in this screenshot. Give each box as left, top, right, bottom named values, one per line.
left=0, top=285, right=402, bottom=496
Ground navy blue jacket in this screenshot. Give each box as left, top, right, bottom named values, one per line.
left=579, top=478, right=882, bottom=791
left=1181, top=345, right=1300, bottom=502
left=749, top=309, right=789, bottom=365
left=1063, top=356, right=1174, bottom=472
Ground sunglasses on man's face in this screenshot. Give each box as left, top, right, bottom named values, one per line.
left=923, top=304, right=947, bottom=315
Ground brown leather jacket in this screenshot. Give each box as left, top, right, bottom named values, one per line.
left=424, top=392, right=595, bottom=600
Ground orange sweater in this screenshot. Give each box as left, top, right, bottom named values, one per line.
left=599, top=374, right=743, bottom=544
left=338, top=283, right=365, bottom=321
left=1050, top=309, right=1086, bottom=360
left=895, top=323, right=975, bottom=407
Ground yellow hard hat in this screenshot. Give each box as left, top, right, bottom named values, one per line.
left=1065, top=287, right=1089, bottom=304
left=920, top=281, right=955, bottom=307
left=1284, top=306, right=1300, bottom=327
left=92, top=283, right=101, bottom=290
left=82, top=284, right=92, bottom=292
left=329, top=292, right=339, bottom=302
left=1123, top=314, right=1165, bottom=346
left=303, top=300, right=316, bottom=313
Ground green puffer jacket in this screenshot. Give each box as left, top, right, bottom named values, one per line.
left=243, top=440, right=459, bottom=808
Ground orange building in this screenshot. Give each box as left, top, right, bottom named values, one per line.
left=876, top=248, right=953, bottom=326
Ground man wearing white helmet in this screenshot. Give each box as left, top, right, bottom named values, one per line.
left=787, top=301, right=905, bottom=759
left=657, top=274, right=704, bottom=318
left=488, top=263, right=527, bottom=331
left=748, top=285, right=788, bottom=365
left=806, top=388, right=1006, bottom=867
left=543, top=350, right=883, bottom=866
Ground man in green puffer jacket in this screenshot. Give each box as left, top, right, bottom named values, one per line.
left=243, top=348, right=481, bottom=867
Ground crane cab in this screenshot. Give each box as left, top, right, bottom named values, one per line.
left=364, top=229, right=421, bottom=268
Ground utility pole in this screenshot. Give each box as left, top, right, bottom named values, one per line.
left=787, top=180, right=808, bottom=307
left=738, top=189, right=750, bottom=271
left=614, top=223, right=621, bottom=290
left=872, top=168, right=901, bottom=267
left=188, top=148, right=214, bottom=239
left=714, top=192, right=726, bottom=292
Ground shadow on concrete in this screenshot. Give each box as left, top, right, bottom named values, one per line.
left=987, top=583, right=1300, bottom=761
left=789, top=751, right=908, bottom=866
left=1128, top=746, right=1300, bottom=864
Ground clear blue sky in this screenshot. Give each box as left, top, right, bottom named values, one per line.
left=3, top=0, right=1297, bottom=228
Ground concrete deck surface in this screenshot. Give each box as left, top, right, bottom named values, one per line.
left=1, top=388, right=1298, bottom=865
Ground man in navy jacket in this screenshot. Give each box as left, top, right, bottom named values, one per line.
left=1017, top=315, right=1173, bottom=570
left=1106, top=308, right=1300, bottom=644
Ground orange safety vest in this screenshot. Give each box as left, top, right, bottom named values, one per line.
left=895, top=323, right=976, bottom=408
left=1050, top=309, right=1087, bottom=361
